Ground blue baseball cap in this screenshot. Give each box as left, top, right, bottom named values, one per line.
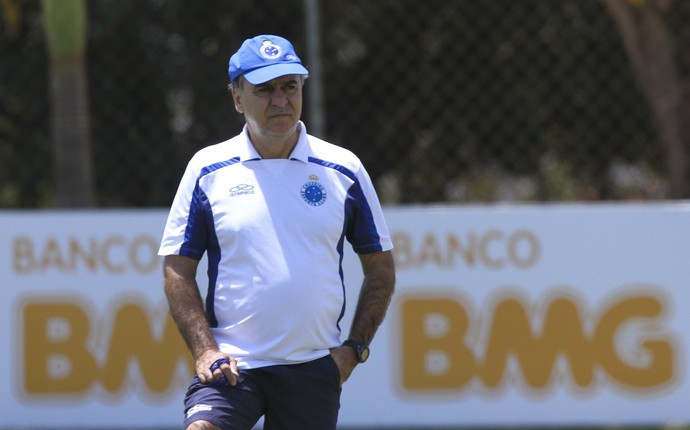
left=228, top=35, right=309, bottom=84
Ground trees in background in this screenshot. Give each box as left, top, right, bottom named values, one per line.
left=605, top=0, right=690, bottom=198
left=42, top=0, right=94, bottom=207
left=2, top=0, right=690, bottom=206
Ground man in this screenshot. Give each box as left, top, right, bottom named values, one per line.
left=159, top=34, right=395, bottom=430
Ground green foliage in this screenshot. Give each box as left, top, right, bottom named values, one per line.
left=41, top=0, right=86, bottom=58
left=0, top=0, right=669, bottom=207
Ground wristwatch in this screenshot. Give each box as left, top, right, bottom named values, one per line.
left=343, top=339, right=370, bottom=363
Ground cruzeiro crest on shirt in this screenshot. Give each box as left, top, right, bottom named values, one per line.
left=300, top=175, right=327, bottom=206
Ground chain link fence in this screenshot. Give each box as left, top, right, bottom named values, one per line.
left=0, top=0, right=677, bottom=208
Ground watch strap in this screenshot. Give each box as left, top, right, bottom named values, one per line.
left=343, top=339, right=370, bottom=363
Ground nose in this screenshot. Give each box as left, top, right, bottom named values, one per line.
left=270, top=87, right=288, bottom=106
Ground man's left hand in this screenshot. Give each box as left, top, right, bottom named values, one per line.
left=329, top=345, right=359, bottom=386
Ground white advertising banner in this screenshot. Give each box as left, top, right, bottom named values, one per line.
left=1, top=204, right=689, bottom=428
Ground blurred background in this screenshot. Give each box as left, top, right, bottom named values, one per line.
left=3, top=0, right=690, bottom=209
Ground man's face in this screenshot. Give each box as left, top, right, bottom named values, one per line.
left=232, top=74, right=304, bottom=139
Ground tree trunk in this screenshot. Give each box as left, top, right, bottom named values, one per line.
left=49, top=58, right=94, bottom=207
left=603, top=0, right=688, bottom=198
left=42, top=0, right=94, bottom=207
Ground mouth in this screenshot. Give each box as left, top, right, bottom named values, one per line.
left=268, top=111, right=293, bottom=119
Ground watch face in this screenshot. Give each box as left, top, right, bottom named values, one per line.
left=359, top=346, right=370, bottom=363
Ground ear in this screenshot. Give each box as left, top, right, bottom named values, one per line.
left=231, top=87, right=243, bottom=114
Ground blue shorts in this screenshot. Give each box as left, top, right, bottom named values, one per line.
left=183, top=355, right=342, bottom=430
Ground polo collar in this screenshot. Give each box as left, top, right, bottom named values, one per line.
left=239, top=121, right=310, bottom=163
left=288, top=121, right=309, bottom=163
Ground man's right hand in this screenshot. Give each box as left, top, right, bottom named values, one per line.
left=196, top=349, right=240, bottom=386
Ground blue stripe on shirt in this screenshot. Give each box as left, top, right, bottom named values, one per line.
left=308, top=156, right=383, bottom=253
left=181, top=157, right=241, bottom=327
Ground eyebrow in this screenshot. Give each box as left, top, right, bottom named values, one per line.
left=256, top=79, right=299, bottom=88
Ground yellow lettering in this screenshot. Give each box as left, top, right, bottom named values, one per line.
left=447, top=233, right=475, bottom=267
left=41, top=238, right=66, bottom=271
left=13, top=236, right=34, bottom=273
left=102, top=303, right=192, bottom=393
left=418, top=234, right=444, bottom=267
left=594, top=295, right=673, bottom=388
left=481, top=296, right=593, bottom=388
left=129, top=236, right=160, bottom=274
left=391, top=232, right=412, bottom=269
left=22, top=298, right=193, bottom=396
left=23, top=302, right=98, bottom=393
left=390, top=230, right=540, bottom=270
left=478, top=230, right=504, bottom=269
left=401, top=289, right=675, bottom=393
left=68, top=237, right=97, bottom=271
left=101, top=236, right=126, bottom=274
left=507, top=230, right=539, bottom=268
left=401, top=298, right=475, bottom=389
left=13, top=236, right=160, bottom=274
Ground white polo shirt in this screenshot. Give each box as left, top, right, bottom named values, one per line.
left=159, top=122, right=392, bottom=369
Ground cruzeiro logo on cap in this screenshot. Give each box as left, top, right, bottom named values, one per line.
left=259, top=40, right=282, bottom=60
left=301, top=175, right=327, bottom=206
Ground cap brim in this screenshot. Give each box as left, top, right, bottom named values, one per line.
left=244, top=63, right=309, bottom=84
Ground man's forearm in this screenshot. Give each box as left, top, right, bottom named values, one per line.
left=163, top=257, right=218, bottom=360
left=166, top=280, right=217, bottom=359
left=348, top=251, right=396, bottom=344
